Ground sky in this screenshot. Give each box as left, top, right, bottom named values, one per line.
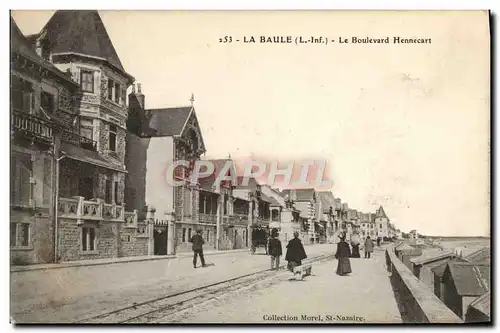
left=11, top=10, right=490, bottom=236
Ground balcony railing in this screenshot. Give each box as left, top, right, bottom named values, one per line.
left=199, top=213, right=217, bottom=224
left=61, top=130, right=97, bottom=151
left=11, top=109, right=53, bottom=144
left=58, top=196, right=137, bottom=223
left=230, top=214, right=249, bottom=225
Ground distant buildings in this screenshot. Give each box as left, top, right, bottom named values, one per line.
left=374, top=206, right=389, bottom=238
left=409, top=229, right=418, bottom=239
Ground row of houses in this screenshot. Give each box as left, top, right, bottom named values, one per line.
left=10, top=10, right=397, bottom=266
left=393, top=242, right=491, bottom=323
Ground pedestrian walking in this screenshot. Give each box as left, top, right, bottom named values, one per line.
left=377, top=236, right=381, bottom=247
left=350, top=232, right=361, bottom=258
left=364, top=235, right=374, bottom=258
left=268, top=228, right=282, bottom=270
left=285, top=231, right=307, bottom=273
left=335, top=232, right=352, bottom=276
left=190, top=229, right=206, bottom=268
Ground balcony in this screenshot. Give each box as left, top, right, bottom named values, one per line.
left=11, top=109, right=53, bottom=145
left=199, top=213, right=217, bottom=224
left=231, top=214, right=249, bottom=226
left=57, top=196, right=137, bottom=224
left=61, top=130, right=97, bottom=151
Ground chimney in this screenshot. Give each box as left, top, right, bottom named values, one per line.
left=128, top=83, right=145, bottom=109
left=35, top=39, right=42, bottom=57
left=136, top=83, right=145, bottom=108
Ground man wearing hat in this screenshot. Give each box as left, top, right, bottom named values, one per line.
left=268, top=228, right=282, bottom=270
left=190, top=229, right=206, bottom=268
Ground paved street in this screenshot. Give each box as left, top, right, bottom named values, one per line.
left=11, top=243, right=335, bottom=323
left=158, top=247, right=401, bottom=324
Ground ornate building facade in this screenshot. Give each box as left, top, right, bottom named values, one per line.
left=11, top=11, right=140, bottom=263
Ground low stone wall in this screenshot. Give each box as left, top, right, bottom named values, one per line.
left=385, top=248, right=462, bottom=323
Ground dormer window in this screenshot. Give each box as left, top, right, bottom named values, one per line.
left=80, top=70, right=94, bottom=93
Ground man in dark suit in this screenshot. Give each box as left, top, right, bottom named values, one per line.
left=190, top=229, right=206, bottom=268
left=268, top=228, right=282, bottom=270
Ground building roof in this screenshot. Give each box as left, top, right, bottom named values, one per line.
left=375, top=205, right=389, bottom=220
left=317, top=191, right=335, bottom=213
left=261, top=193, right=281, bottom=206
left=10, top=17, right=77, bottom=87
left=393, top=240, right=405, bottom=249
left=395, top=243, right=414, bottom=252
left=61, top=142, right=125, bottom=173
left=280, top=189, right=315, bottom=202
left=432, top=261, right=449, bottom=278
left=38, top=10, right=127, bottom=75
left=468, top=291, right=490, bottom=317
left=235, top=176, right=262, bottom=189
left=347, top=208, right=358, bottom=220
left=446, top=262, right=490, bottom=297
left=145, top=107, right=193, bottom=137
left=431, top=259, right=471, bottom=278
left=409, top=250, right=455, bottom=266
left=464, top=247, right=491, bottom=263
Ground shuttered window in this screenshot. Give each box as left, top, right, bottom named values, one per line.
left=11, top=152, right=32, bottom=206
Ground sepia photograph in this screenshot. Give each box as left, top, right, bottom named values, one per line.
left=8, top=9, right=490, bottom=324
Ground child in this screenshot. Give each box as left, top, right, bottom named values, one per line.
left=268, top=228, right=282, bottom=270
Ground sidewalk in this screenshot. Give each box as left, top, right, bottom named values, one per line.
left=10, top=248, right=250, bottom=272
left=11, top=243, right=336, bottom=323
left=162, top=245, right=402, bottom=323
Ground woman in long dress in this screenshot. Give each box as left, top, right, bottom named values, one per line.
left=335, top=233, right=352, bottom=276
left=285, top=231, right=307, bottom=273
left=350, top=232, right=361, bottom=258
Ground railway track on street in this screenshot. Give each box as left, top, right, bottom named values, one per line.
left=76, top=253, right=335, bottom=324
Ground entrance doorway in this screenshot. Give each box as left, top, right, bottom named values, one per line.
left=153, top=226, right=168, bottom=255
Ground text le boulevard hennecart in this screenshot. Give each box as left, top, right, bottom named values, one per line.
left=218, top=36, right=432, bottom=45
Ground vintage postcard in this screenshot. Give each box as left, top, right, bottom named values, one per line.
left=9, top=10, right=490, bottom=324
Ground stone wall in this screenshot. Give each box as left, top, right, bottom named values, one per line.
left=10, top=210, right=53, bottom=265
left=175, top=223, right=217, bottom=253
left=119, top=227, right=149, bottom=257
left=58, top=219, right=120, bottom=261
left=219, top=225, right=248, bottom=250
left=57, top=219, right=80, bottom=261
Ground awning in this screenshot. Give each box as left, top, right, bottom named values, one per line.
left=61, top=142, right=126, bottom=173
